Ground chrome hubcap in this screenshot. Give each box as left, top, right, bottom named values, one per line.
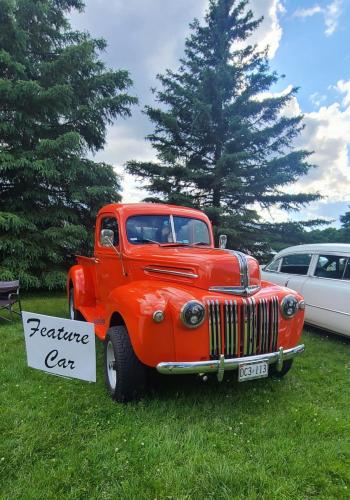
left=69, top=294, right=74, bottom=320
left=106, top=341, right=117, bottom=389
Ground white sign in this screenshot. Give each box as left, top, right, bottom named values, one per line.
left=22, top=312, right=96, bottom=382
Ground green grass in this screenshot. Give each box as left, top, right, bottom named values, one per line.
left=1, top=293, right=349, bottom=499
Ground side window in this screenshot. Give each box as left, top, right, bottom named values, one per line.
left=100, top=217, right=119, bottom=247
left=314, top=255, right=348, bottom=280
left=343, top=259, right=350, bottom=280
left=265, top=258, right=281, bottom=272
left=280, top=254, right=312, bottom=275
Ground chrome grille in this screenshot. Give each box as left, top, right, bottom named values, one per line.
left=206, top=297, right=279, bottom=359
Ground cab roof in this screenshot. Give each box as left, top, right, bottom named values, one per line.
left=98, top=203, right=208, bottom=220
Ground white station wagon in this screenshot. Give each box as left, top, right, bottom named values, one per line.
left=261, top=243, right=350, bottom=338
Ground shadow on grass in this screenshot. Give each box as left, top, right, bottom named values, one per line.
left=304, top=324, right=350, bottom=345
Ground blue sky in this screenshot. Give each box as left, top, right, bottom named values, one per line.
left=71, top=0, right=350, bottom=227
left=273, top=0, right=350, bottom=111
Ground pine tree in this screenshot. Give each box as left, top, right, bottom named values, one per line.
left=340, top=207, right=350, bottom=229
left=0, top=0, right=137, bottom=288
left=126, top=0, right=319, bottom=249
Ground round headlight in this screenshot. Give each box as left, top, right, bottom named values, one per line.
left=180, top=301, right=205, bottom=328
left=280, top=294, right=299, bottom=319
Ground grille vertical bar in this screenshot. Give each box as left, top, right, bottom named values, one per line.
left=208, top=296, right=279, bottom=359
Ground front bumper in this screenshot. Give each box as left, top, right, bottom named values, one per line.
left=156, top=344, right=305, bottom=381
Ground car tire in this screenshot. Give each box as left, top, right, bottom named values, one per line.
left=270, top=359, right=294, bottom=378
left=104, top=325, right=147, bottom=402
left=69, top=287, right=84, bottom=321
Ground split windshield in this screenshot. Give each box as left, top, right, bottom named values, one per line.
left=126, top=215, right=210, bottom=245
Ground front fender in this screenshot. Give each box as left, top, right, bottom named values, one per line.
left=106, top=281, right=198, bottom=367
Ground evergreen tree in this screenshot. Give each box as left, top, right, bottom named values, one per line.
left=339, top=206, right=350, bottom=242
left=340, top=206, right=350, bottom=229
left=0, top=0, right=137, bottom=288
left=127, top=0, right=319, bottom=249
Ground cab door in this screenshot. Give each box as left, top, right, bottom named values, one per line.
left=95, top=214, right=124, bottom=304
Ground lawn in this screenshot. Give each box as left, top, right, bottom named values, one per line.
left=0, top=294, right=349, bottom=499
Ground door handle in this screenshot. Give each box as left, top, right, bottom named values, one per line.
left=94, top=258, right=100, bottom=263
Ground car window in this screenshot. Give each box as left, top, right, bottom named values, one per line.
left=173, top=216, right=210, bottom=244
left=265, top=258, right=281, bottom=272
left=314, top=254, right=348, bottom=280
left=280, top=254, right=312, bottom=275
left=100, top=217, right=119, bottom=246
left=343, top=259, right=350, bottom=280
left=126, top=215, right=210, bottom=244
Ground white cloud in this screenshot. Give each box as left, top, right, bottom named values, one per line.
left=245, top=0, right=285, bottom=58
left=325, top=0, right=343, bottom=36
left=335, top=79, right=350, bottom=107
left=256, top=84, right=350, bottom=223
left=293, top=0, right=343, bottom=37
left=310, top=92, right=327, bottom=108
left=293, top=101, right=350, bottom=202
left=294, top=5, right=322, bottom=18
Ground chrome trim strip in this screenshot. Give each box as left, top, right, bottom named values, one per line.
left=169, top=214, right=176, bottom=243
left=305, top=303, right=350, bottom=317
left=251, top=297, right=257, bottom=355
left=242, top=298, right=248, bottom=356
left=209, top=285, right=261, bottom=296
left=261, top=298, right=268, bottom=353
left=208, top=300, right=213, bottom=356
left=224, top=300, right=229, bottom=356
left=157, top=344, right=305, bottom=375
left=144, top=267, right=198, bottom=279
left=215, top=299, right=221, bottom=355
left=234, top=300, right=238, bottom=356
left=273, top=296, right=279, bottom=351
left=225, top=249, right=250, bottom=289
left=211, top=300, right=217, bottom=356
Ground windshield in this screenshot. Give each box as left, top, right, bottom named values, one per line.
left=126, top=215, right=210, bottom=245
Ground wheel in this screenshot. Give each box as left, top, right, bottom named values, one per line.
left=104, top=325, right=147, bottom=402
left=270, top=359, right=294, bottom=378
left=69, top=287, right=84, bottom=321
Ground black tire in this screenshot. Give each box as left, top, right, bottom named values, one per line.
left=270, top=359, right=294, bottom=378
left=104, top=325, right=147, bottom=402
left=69, top=287, right=84, bottom=321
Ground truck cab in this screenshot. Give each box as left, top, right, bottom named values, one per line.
left=67, top=203, right=305, bottom=402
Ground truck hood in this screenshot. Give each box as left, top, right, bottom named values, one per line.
left=126, top=245, right=261, bottom=295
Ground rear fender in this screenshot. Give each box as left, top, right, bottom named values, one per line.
left=67, top=264, right=96, bottom=309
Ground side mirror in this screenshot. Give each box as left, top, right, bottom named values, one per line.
left=100, top=229, right=114, bottom=247
left=218, top=234, right=227, bottom=249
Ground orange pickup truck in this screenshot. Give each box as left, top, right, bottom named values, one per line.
left=67, top=203, right=305, bottom=402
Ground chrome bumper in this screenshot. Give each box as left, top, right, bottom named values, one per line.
left=156, top=344, right=305, bottom=381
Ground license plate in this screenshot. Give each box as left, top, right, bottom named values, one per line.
left=238, top=361, right=268, bottom=382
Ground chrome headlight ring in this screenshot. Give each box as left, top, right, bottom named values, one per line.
left=280, top=294, right=299, bottom=319
left=180, top=300, right=206, bottom=329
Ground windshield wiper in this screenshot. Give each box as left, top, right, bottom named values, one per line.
left=160, top=241, right=210, bottom=248
left=132, top=238, right=160, bottom=245
left=160, top=242, right=191, bottom=247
